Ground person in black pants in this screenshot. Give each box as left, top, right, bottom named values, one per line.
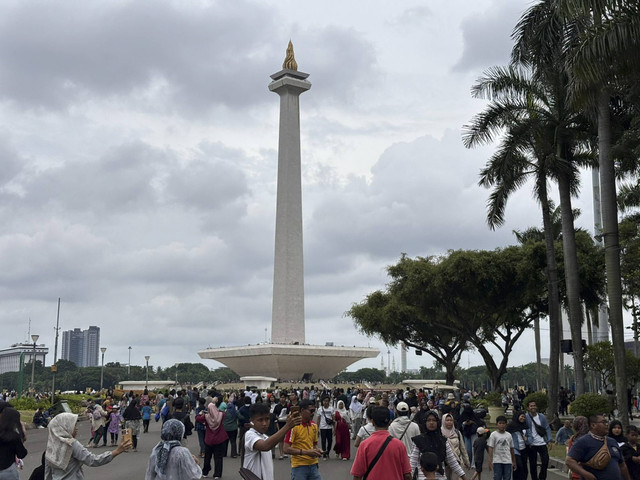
left=525, top=401, right=551, bottom=480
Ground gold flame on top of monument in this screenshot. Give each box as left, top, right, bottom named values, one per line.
left=282, top=40, right=298, bottom=71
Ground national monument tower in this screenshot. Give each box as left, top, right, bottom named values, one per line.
left=198, top=43, right=378, bottom=380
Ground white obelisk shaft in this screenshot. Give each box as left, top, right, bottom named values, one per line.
left=268, top=67, right=311, bottom=344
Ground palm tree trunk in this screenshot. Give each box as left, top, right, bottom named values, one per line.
left=557, top=170, right=585, bottom=395
left=598, top=89, right=629, bottom=425
left=539, top=174, right=561, bottom=416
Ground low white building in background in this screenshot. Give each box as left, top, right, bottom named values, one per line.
left=0, top=343, right=48, bottom=374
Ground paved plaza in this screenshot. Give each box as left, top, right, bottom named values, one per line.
left=17, top=416, right=573, bottom=480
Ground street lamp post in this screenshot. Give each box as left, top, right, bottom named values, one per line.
left=145, top=356, right=150, bottom=388
left=128, top=346, right=132, bottom=375
left=30, top=334, right=39, bottom=392
left=100, top=347, right=107, bottom=391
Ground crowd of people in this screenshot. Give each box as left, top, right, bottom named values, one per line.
left=3, top=384, right=640, bottom=480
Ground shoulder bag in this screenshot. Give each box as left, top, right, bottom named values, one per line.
left=584, top=440, right=611, bottom=470
left=363, top=435, right=393, bottom=480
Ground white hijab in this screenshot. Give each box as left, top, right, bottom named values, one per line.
left=45, top=413, right=78, bottom=470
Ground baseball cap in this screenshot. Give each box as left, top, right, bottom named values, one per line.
left=477, top=427, right=489, bottom=435
left=396, top=402, right=409, bottom=412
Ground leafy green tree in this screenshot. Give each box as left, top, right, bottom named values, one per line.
left=583, top=341, right=615, bottom=387
left=350, top=247, right=544, bottom=390
left=349, top=254, right=468, bottom=385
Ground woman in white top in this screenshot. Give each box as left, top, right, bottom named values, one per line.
left=353, top=406, right=376, bottom=448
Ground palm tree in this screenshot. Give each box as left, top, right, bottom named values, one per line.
left=463, top=64, right=565, bottom=413
left=557, top=0, right=640, bottom=424
left=510, top=0, right=602, bottom=396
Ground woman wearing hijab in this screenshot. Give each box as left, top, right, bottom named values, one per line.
left=122, top=398, right=142, bottom=452
left=0, top=407, right=27, bottom=480
left=506, top=411, right=528, bottom=480
left=441, top=412, right=470, bottom=479
left=222, top=394, right=239, bottom=458
left=409, top=410, right=468, bottom=480
left=567, top=416, right=589, bottom=480
left=333, top=411, right=351, bottom=461
left=609, top=420, right=627, bottom=446
left=145, top=419, right=202, bottom=480
left=196, top=398, right=228, bottom=479
left=457, top=404, right=483, bottom=464
left=44, top=412, right=131, bottom=479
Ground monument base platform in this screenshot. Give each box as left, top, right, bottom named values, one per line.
left=198, top=343, right=378, bottom=380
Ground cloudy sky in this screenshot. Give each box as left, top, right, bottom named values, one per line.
left=0, top=0, right=618, bottom=377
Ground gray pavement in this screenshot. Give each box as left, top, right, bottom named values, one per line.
left=18, top=417, right=355, bottom=479
left=16, top=418, right=577, bottom=480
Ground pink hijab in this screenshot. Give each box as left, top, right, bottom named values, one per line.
left=205, top=398, right=224, bottom=430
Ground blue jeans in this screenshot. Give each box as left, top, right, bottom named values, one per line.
left=464, top=434, right=476, bottom=463
left=493, top=463, right=512, bottom=480
left=197, top=429, right=206, bottom=455
left=291, top=463, right=322, bottom=480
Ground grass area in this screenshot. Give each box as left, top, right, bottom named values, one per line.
left=19, top=410, right=36, bottom=425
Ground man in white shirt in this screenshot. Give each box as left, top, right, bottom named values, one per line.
left=243, top=403, right=301, bottom=480
left=388, top=402, right=421, bottom=457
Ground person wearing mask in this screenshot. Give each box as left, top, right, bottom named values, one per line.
left=145, top=419, right=201, bottom=480
left=44, top=413, right=131, bottom=479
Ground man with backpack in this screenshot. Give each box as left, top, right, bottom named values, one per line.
left=388, top=402, right=421, bottom=457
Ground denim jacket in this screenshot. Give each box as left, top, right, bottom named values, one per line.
left=525, top=413, right=552, bottom=445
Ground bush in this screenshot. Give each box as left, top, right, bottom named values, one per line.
left=569, top=393, right=611, bottom=418
left=522, top=391, right=548, bottom=413
left=9, top=397, right=50, bottom=411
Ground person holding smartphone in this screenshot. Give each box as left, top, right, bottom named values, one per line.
left=243, top=403, right=301, bottom=480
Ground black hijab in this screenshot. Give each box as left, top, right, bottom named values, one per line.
left=507, top=410, right=527, bottom=433
left=608, top=420, right=626, bottom=443
left=123, top=399, right=141, bottom=420
left=411, top=411, right=446, bottom=474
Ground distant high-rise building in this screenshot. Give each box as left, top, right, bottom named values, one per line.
left=83, top=326, right=100, bottom=367
left=61, top=326, right=100, bottom=367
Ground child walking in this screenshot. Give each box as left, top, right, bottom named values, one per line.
left=487, top=416, right=516, bottom=480
left=472, top=427, right=489, bottom=480
left=108, top=406, right=122, bottom=446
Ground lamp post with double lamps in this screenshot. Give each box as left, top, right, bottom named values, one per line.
left=145, top=355, right=150, bottom=388
left=30, top=335, right=39, bottom=392
left=100, top=347, right=107, bottom=391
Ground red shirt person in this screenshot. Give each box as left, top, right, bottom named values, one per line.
left=351, top=406, right=412, bottom=480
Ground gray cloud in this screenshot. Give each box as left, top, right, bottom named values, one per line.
left=452, top=0, right=528, bottom=72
